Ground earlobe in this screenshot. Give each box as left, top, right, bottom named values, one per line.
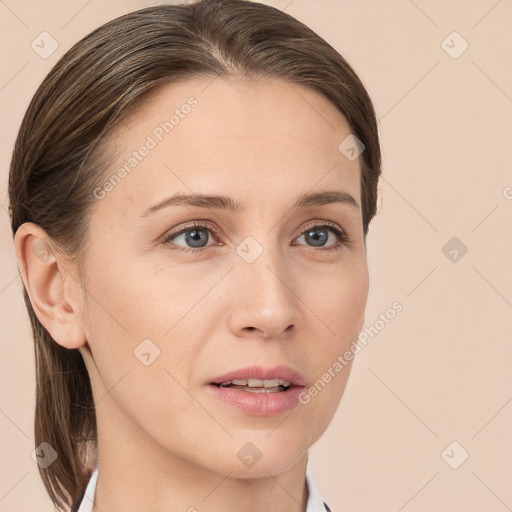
left=13, top=222, right=87, bottom=350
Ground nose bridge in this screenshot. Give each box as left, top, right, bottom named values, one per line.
left=229, top=232, right=297, bottom=337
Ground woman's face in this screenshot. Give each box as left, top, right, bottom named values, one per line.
left=78, top=77, right=368, bottom=477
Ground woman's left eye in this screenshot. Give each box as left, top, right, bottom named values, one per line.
left=162, top=221, right=350, bottom=254
left=293, top=222, right=350, bottom=250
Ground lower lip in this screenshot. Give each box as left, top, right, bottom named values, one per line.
left=206, top=384, right=304, bottom=416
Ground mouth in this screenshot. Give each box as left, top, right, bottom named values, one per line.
left=206, top=366, right=306, bottom=416
left=211, top=378, right=292, bottom=393
left=208, top=365, right=306, bottom=393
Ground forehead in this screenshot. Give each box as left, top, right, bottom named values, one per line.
left=92, top=77, right=361, bottom=220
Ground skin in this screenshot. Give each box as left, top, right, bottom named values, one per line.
left=15, top=77, right=369, bottom=512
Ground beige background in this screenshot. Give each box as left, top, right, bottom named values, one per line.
left=1, top=0, right=511, bottom=510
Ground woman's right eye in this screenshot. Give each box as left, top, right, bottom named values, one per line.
left=163, top=222, right=219, bottom=254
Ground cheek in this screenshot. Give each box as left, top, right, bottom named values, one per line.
left=83, top=298, right=205, bottom=445
left=297, top=261, right=367, bottom=421
left=83, top=256, right=183, bottom=345
left=80, top=258, right=205, bottom=414
left=305, top=259, right=368, bottom=348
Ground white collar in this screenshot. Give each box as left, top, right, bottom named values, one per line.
left=76, top=462, right=330, bottom=512
left=305, top=463, right=331, bottom=512
left=75, top=463, right=97, bottom=512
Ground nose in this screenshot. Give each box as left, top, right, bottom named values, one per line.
left=227, top=243, right=298, bottom=340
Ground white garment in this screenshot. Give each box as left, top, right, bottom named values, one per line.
left=76, top=462, right=330, bottom=511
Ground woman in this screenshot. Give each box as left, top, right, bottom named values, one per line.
left=9, top=0, right=381, bottom=510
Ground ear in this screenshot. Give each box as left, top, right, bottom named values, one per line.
left=13, top=222, right=87, bottom=349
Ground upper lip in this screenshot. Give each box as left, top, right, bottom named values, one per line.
left=209, top=365, right=306, bottom=387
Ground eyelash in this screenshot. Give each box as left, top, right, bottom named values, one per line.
left=162, top=221, right=351, bottom=254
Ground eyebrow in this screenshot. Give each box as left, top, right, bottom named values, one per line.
left=140, top=189, right=359, bottom=217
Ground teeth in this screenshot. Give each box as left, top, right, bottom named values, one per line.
left=243, top=387, right=281, bottom=393
left=226, top=378, right=291, bottom=387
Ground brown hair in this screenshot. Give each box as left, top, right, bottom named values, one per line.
left=8, top=0, right=381, bottom=509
